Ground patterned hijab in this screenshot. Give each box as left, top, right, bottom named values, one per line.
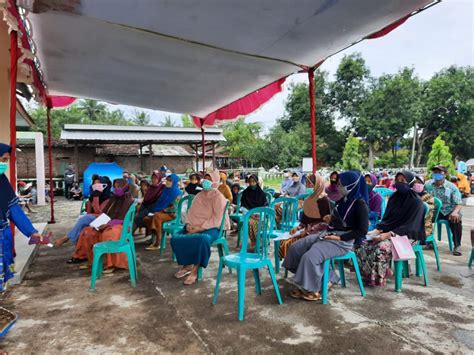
left=302, top=174, right=326, bottom=219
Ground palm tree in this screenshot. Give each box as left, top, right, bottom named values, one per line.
left=160, top=115, right=176, bottom=127
left=132, top=110, right=151, bottom=126
left=78, top=99, right=107, bottom=122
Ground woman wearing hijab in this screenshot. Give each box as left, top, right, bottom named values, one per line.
left=365, top=174, right=383, bottom=234
left=185, top=173, right=202, bottom=196
left=325, top=171, right=343, bottom=202
left=457, top=172, right=470, bottom=197
left=412, top=175, right=435, bottom=238
left=283, top=172, right=306, bottom=197
left=218, top=171, right=233, bottom=203
left=231, top=183, right=241, bottom=206
left=54, top=176, right=112, bottom=254
left=144, top=174, right=182, bottom=250
left=240, top=174, right=267, bottom=249
left=283, top=171, right=369, bottom=301
left=0, top=144, right=43, bottom=292
left=171, top=170, right=230, bottom=285
left=356, top=170, right=425, bottom=286
left=73, top=179, right=134, bottom=272
left=138, top=179, right=150, bottom=200
left=278, top=174, right=332, bottom=259
left=134, top=172, right=165, bottom=234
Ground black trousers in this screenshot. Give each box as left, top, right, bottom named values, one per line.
left=64, top=182, right=73, bottom=199
left=438, top=212, right=462, bottom=248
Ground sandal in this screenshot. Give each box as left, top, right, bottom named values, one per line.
left=103, top=268, right=116, bottom=275
left=301, top=291, right=322, bottom=301
left=183, top=274, right=197, bottom=285
left=79, top=264, right=90, bottom=270
left=66, top=257, right=86, bottom=264
left=145, top=244, right=160, bottom=251
left=290, top=289, right=305, bottom=299
left=174, top=269, right=192, bottom=279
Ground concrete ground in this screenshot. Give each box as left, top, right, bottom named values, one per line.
left=1, top=198, right=473, bottom=354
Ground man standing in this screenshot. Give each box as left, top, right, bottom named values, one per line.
left=64, top=164, right=76, bottom=200
left=425, top=165, right=463, bottom=256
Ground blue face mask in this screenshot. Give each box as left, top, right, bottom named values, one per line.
left=0, top=162, right=7, bottom=175
left=433, top=173, right=444, bottom=181
left=202, top=179, right=213, bottom=191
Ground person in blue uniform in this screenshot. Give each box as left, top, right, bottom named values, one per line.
left=0, top=143, right=43, bottom=292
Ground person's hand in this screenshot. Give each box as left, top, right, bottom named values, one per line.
left=367, top=229, right=380, bottom=237
left=186, top=224, right=196, bottom=233
left=449, top=212, right=461, bottom=223
left=324, top=234, right=340, bottom=241
left=290, top=227, right=298, bottom=235
left=30, top=232, right=43, bottom=241
left=323, top=215, right=331, bottom=224
left=98, top=224, right=108, bottom=231
left=372, top=232, right=391, bottom=243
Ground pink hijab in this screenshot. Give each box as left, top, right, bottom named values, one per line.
left=186, top=170, right=231, bottom=230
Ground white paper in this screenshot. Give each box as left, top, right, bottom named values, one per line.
left=365, top=234, right=375, bottom=241
left=148, top=213, right=154, bottom=217
left=90, top=213, right=111, bottom=230
left=195, top=186, right=203, bottom=191
left=273, top=229, right=304, bottom=241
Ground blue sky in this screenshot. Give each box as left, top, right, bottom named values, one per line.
left=110, top=0, right=473, bottom=130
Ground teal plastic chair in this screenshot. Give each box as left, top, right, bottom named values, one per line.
left=393, top=203, right=430, bottom=292
left=265, top=191, right=273, bottom=206
left=436, top=205, right=454, bottom=251
left=90, top=202, right=138, bottom=291
left=425, top=197, right=442, bottom=271
left=196, top=201, right=231, bottom=280
left=264, top=188, right=275, bottom=195
left=212, top=207, right=282, bottom=321
left=373, top=187, right=394, bottom=218
left=270, top=197, right=299, bottom=273
left=230, top=191, right=244, bottom=247
left=79, top=199, right=88, bottom=215
left=161, top=195, right=194, bottom=256
left=321, top=251, right=365, bottom=304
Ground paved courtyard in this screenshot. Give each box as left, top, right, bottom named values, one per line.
left=1, top=198, right=473, bottom=354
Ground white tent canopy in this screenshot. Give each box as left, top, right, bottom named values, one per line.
left=24, top=0, right=436, bottom=117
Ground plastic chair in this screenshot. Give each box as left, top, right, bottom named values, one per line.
left=425, top=197, right=442, bottom=271
left=161, top=195, right=194, bottom=256
left=90, top=202, right=138, bottom=291
left=197, top=201, right=231, bottom=280
left=265, top=191, right=273, bottom=206
left=212, top=207, right=282, bottom=321
left=373, top=187, right=394, bottom=218
left=393, top=204, right=429, bottom=292
left=437, top=216, right=454, bottom=251
left=270, top=197, right=299, bottom=273
left=264, top=188, right=275, bottom=195
left=229, top=191, right=244, bottom=247
left=321, top=251, right=365, bottom=304
left=79, top=199, right=88, bottom=215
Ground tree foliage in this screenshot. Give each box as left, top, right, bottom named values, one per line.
left=132, top=110, right=151, bottom=126
left=426, top=136, right=456, bottom=176
left=339, top=136, right=363, bottom=171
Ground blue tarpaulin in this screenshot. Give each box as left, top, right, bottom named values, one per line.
left=83, top=162, right=123, bottom=198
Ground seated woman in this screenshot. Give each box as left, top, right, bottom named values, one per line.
left=54, top=176, right=111, bottom=254
left=412, top=175, right=435, bottom=238
left=365, top=174, right=383, bottom=234
left=73, top=179, right=134, bottom=272
left=283, top=171, right=369, bottom=301
left=171, top=170, right=230, bottom=285
left=70, top=183, right=83, bottom=201
left=283, top=172, right=306, bottom=197
left=356, top=171, right=425, bottom=286
left=134, top=172, right=164, bottom=235
left=241, top=174, right=267, bottom=249
left=278, top=174, right=332, bottom=259
left=144, top=174, right=182, bottom=251
left=218, top=171, right=233, bottom=203
left=325, top=171, right=343, bottom=202
left=184, top=173, right=202, bottom=196
left=138, top=179, right=150, bottom=201
left=231, top=183, right=240, bottom=206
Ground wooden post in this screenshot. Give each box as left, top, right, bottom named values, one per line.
left=195, top=144, right=199, bottom=172
left=139, top=144, right=144, bottom=172
left=74, top=142, right=79, bottom=182
left=148, top=143, right=153, bottom=173
left=212, top=143, right=216, bottom=169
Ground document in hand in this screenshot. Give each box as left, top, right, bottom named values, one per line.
left=90, top=213, right=111, bottom=230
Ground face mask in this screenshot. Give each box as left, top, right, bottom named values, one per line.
left=113, top=187, right=126, bottom=197
left=250, top=185, right=257, bottom=190
left=338, top=185, right=349, bottom=196
left=0, top=162, right=7, bottom=175
left=433, top=173, right=444, bottom=181
left=330, top=179, right=337, bottom=185
left=412, top=183, right=424, bottom=194
left=367, top=184, right=374, bottom=192
left=92, top=183, right=105, bottom=192
left=395, top=182, right=411, bottom=193
left=202, top=179, right=213, bottom=191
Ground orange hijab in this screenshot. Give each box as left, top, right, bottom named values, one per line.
left=302, top=174, right=326, bottom=219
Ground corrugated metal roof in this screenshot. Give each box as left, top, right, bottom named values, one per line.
left=142, top=145, right=194, bottom=157
left=61, top=124, right=225, bottom=143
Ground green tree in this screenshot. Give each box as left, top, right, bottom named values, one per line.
left=180, top=114, right=195, bottom=128
left=339, top=136, right=363, bottom=171
left=29, top=105, right=84, bottom=138
left=160, top=115, right=176, bottom=127
left=426, top=136, right=455, bottom=176
left=132, top=110, right=151, bottom=126
left=77, top=99, right=107, bottom=121
left=222, top=117, right=263, bottom=164
left=103, top=109, right=132, bottom=126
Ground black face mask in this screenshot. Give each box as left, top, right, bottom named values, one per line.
left=330, top=180, right=337, bottom=185
left=395, top=182, right=411, bottom=193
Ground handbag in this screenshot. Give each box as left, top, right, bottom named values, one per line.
left=391, top=235, right=416, bottom=261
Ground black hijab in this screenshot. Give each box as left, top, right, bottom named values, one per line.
left=0, top=144, right=17, bottom=220
left=241, top=175, right=266, bottom=209
left=377, top=171, right=426, bottom=242
left=185, top=173, right=201, bottom=195
left=89, top=175, right=112, bottom=204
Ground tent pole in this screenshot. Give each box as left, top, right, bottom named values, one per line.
left=308, top=68, right=317, bottom=175
left=200, top=119, right=206, bottom=172
left=47, top=105, right=56, bottom=224
left=9, top=30, right=18, bottom=250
